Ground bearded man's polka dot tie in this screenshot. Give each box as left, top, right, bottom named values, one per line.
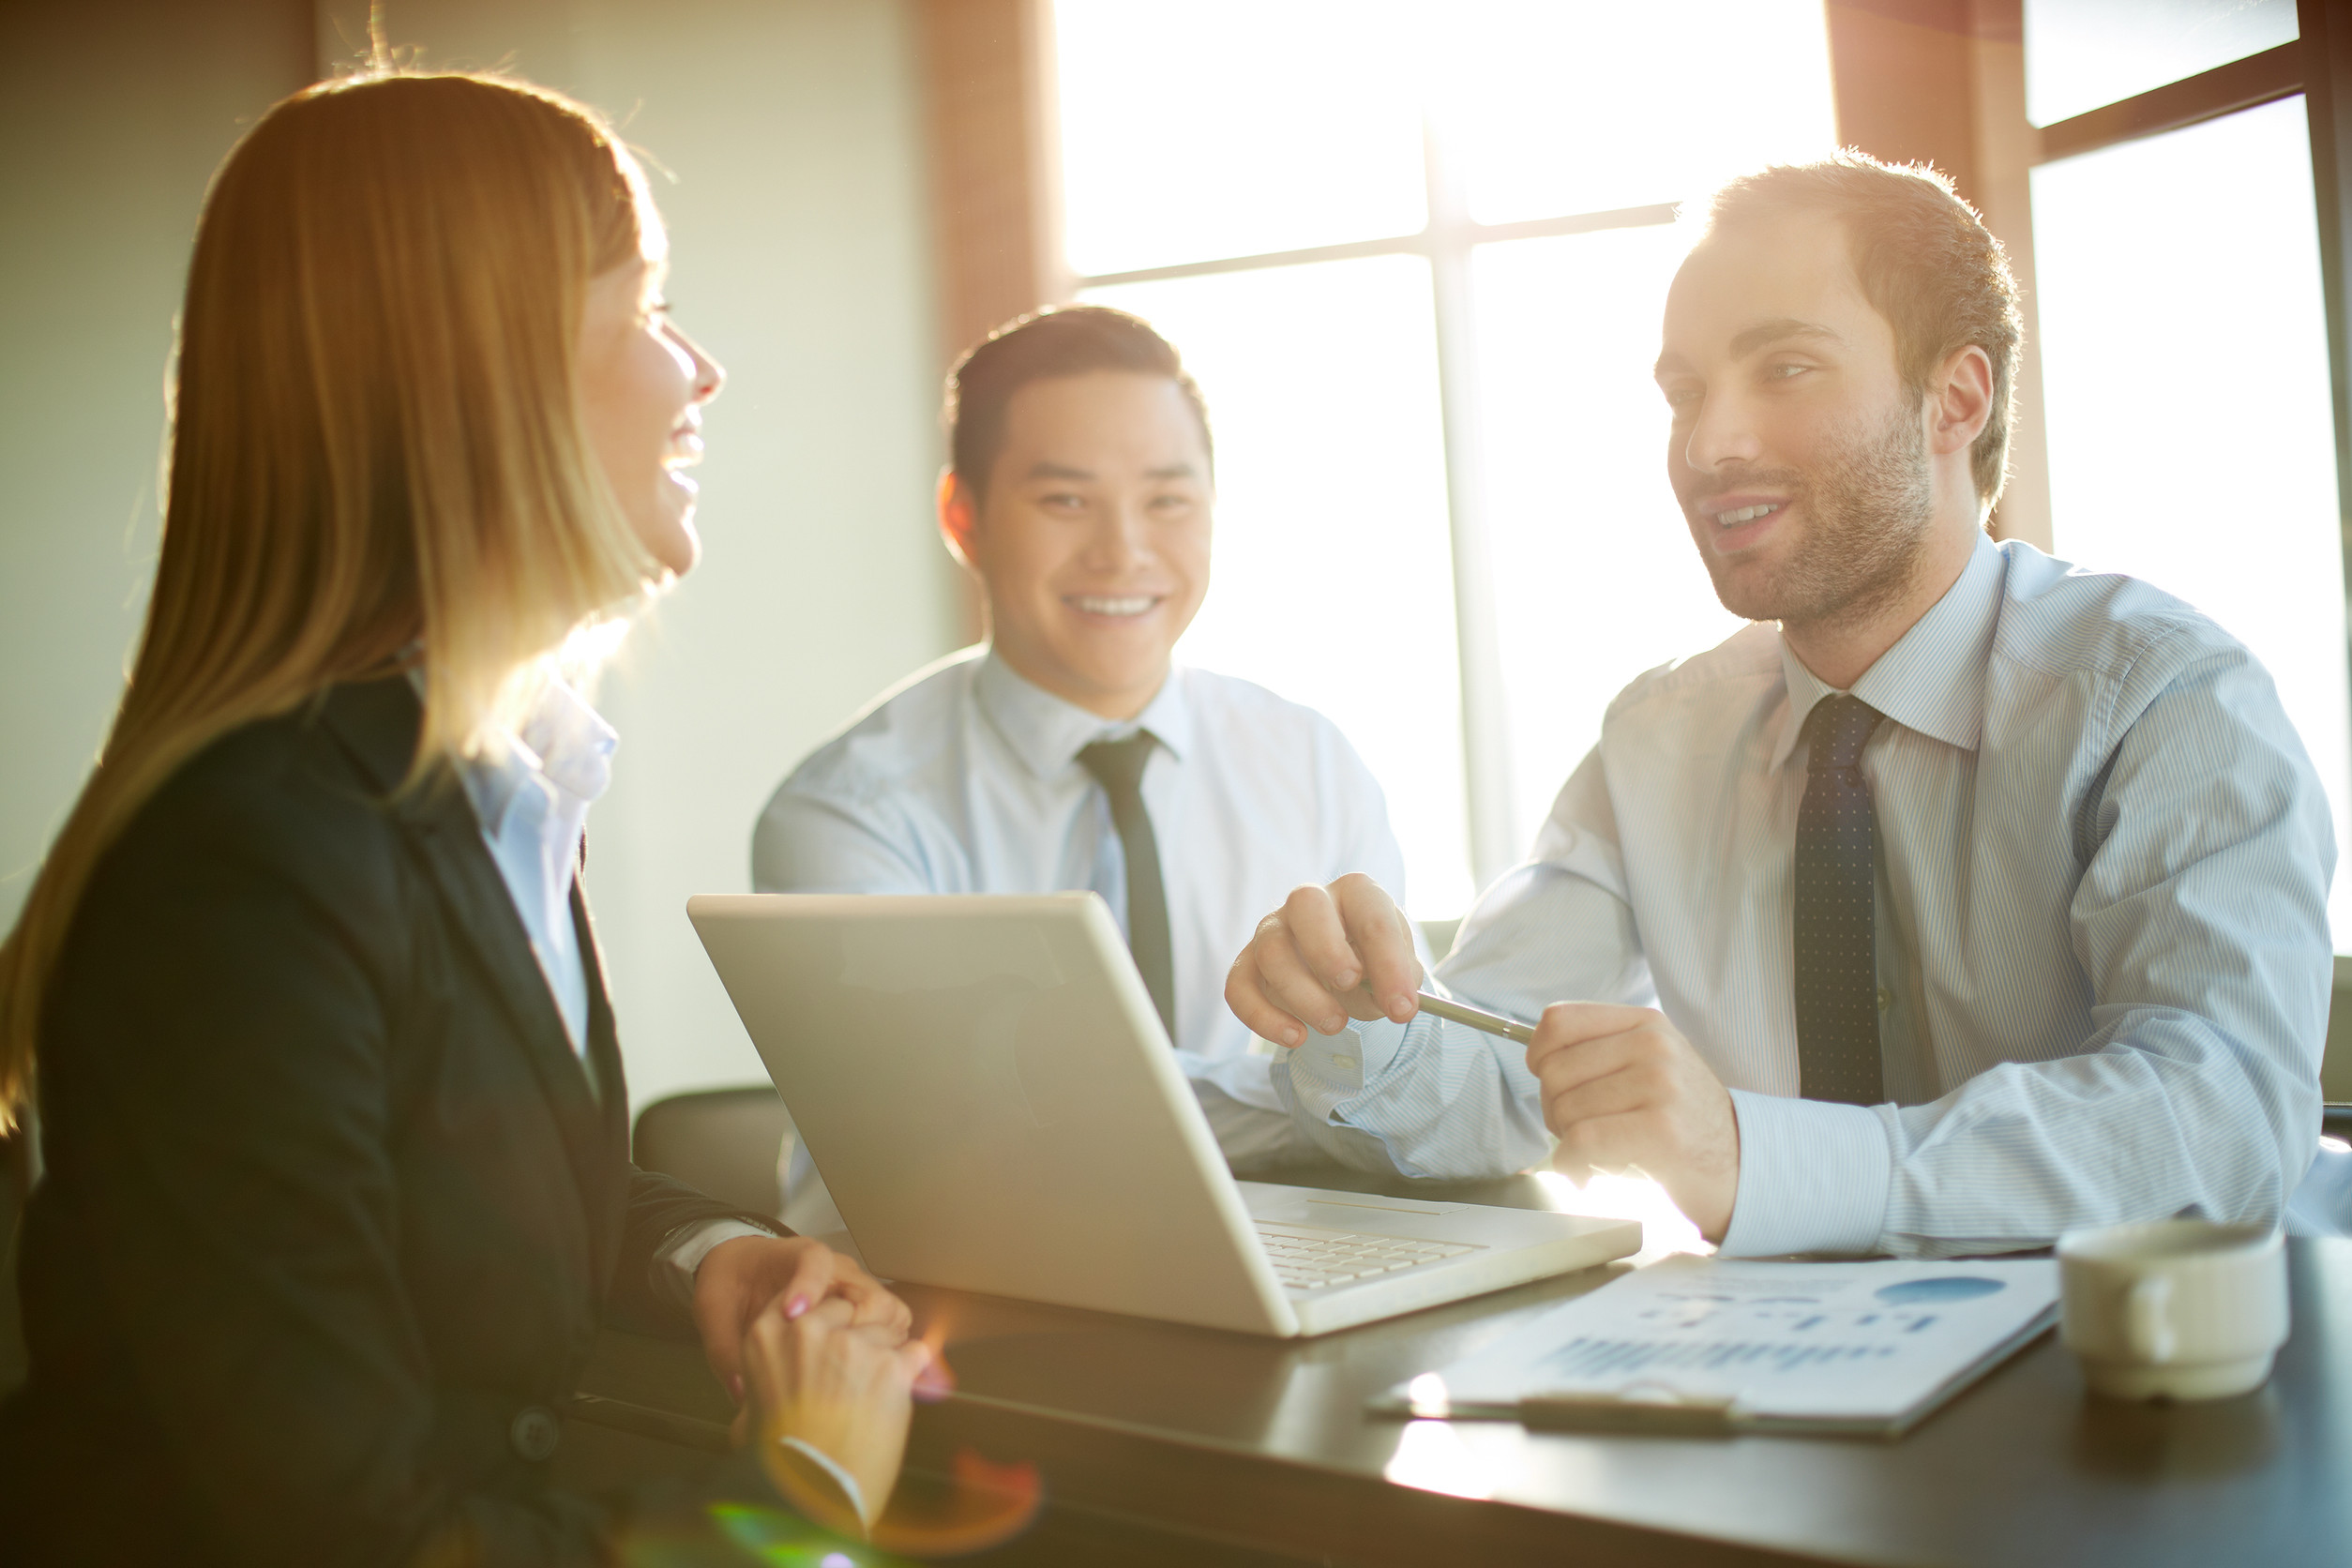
left=1794, top=694, right=1887, bottom=1106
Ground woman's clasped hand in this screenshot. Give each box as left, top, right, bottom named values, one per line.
left=692, top=1233, right=914, bottom=1406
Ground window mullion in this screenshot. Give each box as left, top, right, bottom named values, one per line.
left=1423, top=115, right=1517, bottom=895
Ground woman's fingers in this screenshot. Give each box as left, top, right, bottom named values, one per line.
left=776, top=1242, right=839, bottom=1320
left=740, top=1305, right=792, bottom=1415
left=744, top=1295, right=845, bottom=1408
left=792, top=1295, right=855, bottom=1333
left=831, top=1258, right=914, bottom=1336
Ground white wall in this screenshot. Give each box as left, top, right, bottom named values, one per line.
left=1, top=0, right=956, bottom=1116
left=559, top=2, right=956, bottom=1111
left=0, top=0, right=313, bottom=941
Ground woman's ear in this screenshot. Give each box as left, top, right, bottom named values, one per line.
left=937, top=468, right=979, bottom=570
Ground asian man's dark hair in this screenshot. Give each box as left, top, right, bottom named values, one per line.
left=945, top=305, right=1214, bottom=500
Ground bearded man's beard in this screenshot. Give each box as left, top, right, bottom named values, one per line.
left=1689, top=395, right=1936, bottom=631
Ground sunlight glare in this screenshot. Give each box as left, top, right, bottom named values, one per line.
left=1533, top=1168, right=1711, bottom=1264
left=1054, top=0, right=1428, bottom=276
left=1086, top=257, right=1475, bottom=914
left=561, top=613, right=634, bottom=674
left=1473, top=220, right=1746, bottom=847
left=1430, top=0, right=1836, bottom=225
left=1382, top=1417, right=1515, bottom=1500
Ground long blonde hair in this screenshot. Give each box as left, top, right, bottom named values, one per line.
left=0, top=71, right=664, bottom=1129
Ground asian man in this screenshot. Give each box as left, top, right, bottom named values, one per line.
left=754, top=306, right=1411, bottom=1236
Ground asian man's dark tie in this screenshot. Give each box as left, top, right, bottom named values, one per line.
left=1793, top=694, right=1886, bottom=1106
left=1079, top=732, right=1175, bottom=1043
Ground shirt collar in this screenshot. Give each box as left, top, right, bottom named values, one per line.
left=518, top=675, right=619, bottom=803
left=1769, top=531, right=2007, bottom=771
left=460, top=674, right=620, bottom=836
left=973, top=648, right=1193, bottom=780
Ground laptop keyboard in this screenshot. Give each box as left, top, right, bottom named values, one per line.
left=1255, top=1221, right=1484, bottom=1292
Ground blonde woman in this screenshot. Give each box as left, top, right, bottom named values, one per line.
left=0, top=71, right=929, bottom=1562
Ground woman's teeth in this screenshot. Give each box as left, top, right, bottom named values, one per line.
left=1070, top=595, right=1157, bottom=617
left=1715, top=503, right=1782, bottom=526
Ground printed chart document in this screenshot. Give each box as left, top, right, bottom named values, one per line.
left=1376, top=1256, right=2058, bottom=1437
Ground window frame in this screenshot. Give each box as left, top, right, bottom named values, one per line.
left=2019, top=0, right=2352, bottom=911
left=1063, top=91, right=1713, bottom=890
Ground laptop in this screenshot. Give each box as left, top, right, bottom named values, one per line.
left=687, top=893, right=1639, bottom=1336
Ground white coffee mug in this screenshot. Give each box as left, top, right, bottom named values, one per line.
left=2057, top=1219, right=2288, bottom=1402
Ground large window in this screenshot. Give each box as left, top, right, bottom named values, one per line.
left=2033, top=94, right=2350, bottom=938
left=1058, top=0, right=1835, bottom=916
left=2017, top=0, right=2352, bottom=944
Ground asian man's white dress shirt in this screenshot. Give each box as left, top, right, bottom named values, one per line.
left=1278, top=535, right=2334, bottom=1258
left=754, top=646, right=1413, bottom=1230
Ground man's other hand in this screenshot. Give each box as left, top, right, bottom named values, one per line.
left=695, top=1235, right=912, bottom=1404
left=1225, top=874, right=1424, bottom=1048
left=1528, top=1003, right=1741, bottom=1241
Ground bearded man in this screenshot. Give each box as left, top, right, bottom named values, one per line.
left=1225, top=155, right=2335, bottom=1258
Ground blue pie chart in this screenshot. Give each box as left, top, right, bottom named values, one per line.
left=1874, top=1276, right=2006, bottom=1305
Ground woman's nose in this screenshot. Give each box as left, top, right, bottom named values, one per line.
left=691, top=340, right=725, bottom=403
left=673, top=324, right=725, bottom=404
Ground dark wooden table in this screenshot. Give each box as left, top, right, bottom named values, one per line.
left=574, top=1170, right=2352, bottom=1567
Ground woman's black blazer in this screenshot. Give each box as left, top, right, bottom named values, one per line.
left=0, top=677, right=782, bottom=1565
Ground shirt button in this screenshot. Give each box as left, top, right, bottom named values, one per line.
left=510, top=1406, right=562, bottom=1463
left=1330, top=1054, right=1358, bottom=1071
left=1877, top=986, right=1893, bottom=1012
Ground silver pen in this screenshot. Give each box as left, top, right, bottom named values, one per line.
left=1409, top=988, right=1537, bottom=1045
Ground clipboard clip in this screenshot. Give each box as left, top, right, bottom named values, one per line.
left=1517, top=1382, right=1741, bottom=1436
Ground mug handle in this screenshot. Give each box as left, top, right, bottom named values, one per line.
left=2124, top=1274, right=2177, bottom=1363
